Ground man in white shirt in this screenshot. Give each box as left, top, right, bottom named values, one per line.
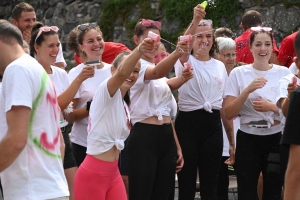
left=11, top=2, right=67, bottom=69
left=0, top=20, right=69, bottom=200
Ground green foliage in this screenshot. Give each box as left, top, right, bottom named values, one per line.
left=159, top=0, right=241, bottom=44
left=283, top=0, right=300, bottom=7
left=99, top=0, right=155, bottom=42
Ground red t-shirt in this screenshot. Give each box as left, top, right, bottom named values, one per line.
left=74, top=42, right=131, bottom=65
left=278, top=31, right=298, bottom=67
left=235, top=30, right=279, bottom=64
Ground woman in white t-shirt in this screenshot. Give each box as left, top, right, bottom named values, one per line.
left=174, top=17, right=234, bottom=199
left=30, top=22, right=95, bottom=200
left=74, top=39, right=153, bottom=200
left=126, top=16, right=192, bottom=198
left=224, top=27, right=291, bottom=200
left=66, top=23, right=112, bottom=167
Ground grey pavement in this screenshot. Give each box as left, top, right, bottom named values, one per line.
left=174, top=183, right=238, bottom=200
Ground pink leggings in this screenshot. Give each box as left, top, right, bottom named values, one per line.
left=74, top=155, right=127, bottom=200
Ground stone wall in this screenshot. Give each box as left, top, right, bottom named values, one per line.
left=1, top=0, right=299, bottom=70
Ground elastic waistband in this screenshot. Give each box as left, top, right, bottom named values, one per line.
left=240, top=124, right=283, bottom=136
left=81, top=155, right=119, bottom=174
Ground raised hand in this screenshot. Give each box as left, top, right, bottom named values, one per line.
left=287, top=76, right=299, bottom=99
left=77, top=66, right=95, bottom=82
left=194, top=3, right=206, bottom=22
left=175, top=40, right=190, bottom=56
left=181, top=64, right=194, bottom=83
left=138, top=37, right=155, bottom=54
left=23, top=29, right=32, bottom=44
left=245, top=77, right=268, bottom=94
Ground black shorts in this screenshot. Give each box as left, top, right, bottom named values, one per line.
left=118, top=139, right=129, bottom=176
left=61, top=127, right=77, bottom=169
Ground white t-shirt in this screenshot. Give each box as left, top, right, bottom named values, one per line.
left=49, top=65, right=70, bottom=127
left=275, top=73, right=300, bottom=125
left=0, top=54, right=68, bottom=199
left=68, top=63, right=112, bottom=147
left=55, top=43, right=67, bottom=67
left=174, top=56, right=228, bottom=112
left=129, top=59, right=177, bottom=125
left=225, top=64, right=291, bottom=135
left=289, top=62, right=298, bottom=74
left=222, top=116, right=240, bottom=157
left=87, top=79, right=130, bottom=155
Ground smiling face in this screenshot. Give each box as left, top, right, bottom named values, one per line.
left=13, top=11, right=36, bottom=32
left=192, top=25, right=214, bottom=56
left=121, top=60, right=141, bottom=91
left=79, top=29, right=105, bottom=61
left=111, top=56, right=141, bottom=91
left=250, top=32, right=273, bottom=62
left=35, top=34, right=60, bottom=65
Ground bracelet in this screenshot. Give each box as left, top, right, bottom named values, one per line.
left=137, top=45, right=143, bottom=54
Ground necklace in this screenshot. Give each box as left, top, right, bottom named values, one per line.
left=252, top=64, right=272, bottom=78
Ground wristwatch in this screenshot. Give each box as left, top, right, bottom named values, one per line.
left=86, top=100, right=92, bottom=111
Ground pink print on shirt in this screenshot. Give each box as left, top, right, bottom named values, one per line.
left=29, top=72, right=62, bottom=158
left=214, top=76, right=223, bottom=86
left=40, top=128, right=60, bottom=150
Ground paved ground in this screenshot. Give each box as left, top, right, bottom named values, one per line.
left=174, top=183, right=238, bottom=200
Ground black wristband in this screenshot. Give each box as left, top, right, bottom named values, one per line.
left=86, top=100, right=92, bottom=111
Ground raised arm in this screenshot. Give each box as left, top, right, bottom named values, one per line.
left=57, top=66, right=94, bottom=110
left=107, top=38, right=154, bottom=97
left=144, top=40, right=189, bottom=81
left=180, top=4, right=206, bottom=64
left=166, top=67, right=194, bottom=90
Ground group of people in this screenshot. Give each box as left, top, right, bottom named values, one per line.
left=0, top=2, right=300, bottom=200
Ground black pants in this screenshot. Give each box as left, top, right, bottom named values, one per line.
left=71, top=142, right=87, bottom=167
left=235, top=130, right=282, bottom=200
left=217, top=156, right=230, bottom=200
left=175, top=109, right=223, bottom=200
left=61, top=128, right=77, bottom=169
left=127, top=122, right=177, bottom=200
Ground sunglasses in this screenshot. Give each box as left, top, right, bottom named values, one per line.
left=35, top=26, right=59, bottom=42
left=250, top=27, right=272, bottom=32
left=77, top=22, right=98, bottom=31
left=135, top=19, right=161, bottom=35
left=198, top=19, right=213, bottom=26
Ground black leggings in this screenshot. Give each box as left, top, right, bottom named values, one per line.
left=127, top=122, right=177, bottom=200
left=175, top=109, right=223, bottom=200
left=71, top=142, right=87, bottom=167
left=217, top=156, right=230, bottom=200
left=235, top=130, right=282, bottom=200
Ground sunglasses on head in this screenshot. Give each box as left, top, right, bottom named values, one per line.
left=135, top=19, right=161, bottom=35
left=198, top=19, right=213, bottom=26
left=250, top=27, right=272, bottom=32
left=77, top=22, right=98, bottom=31
left=35, top=26, right=59, bottom=42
